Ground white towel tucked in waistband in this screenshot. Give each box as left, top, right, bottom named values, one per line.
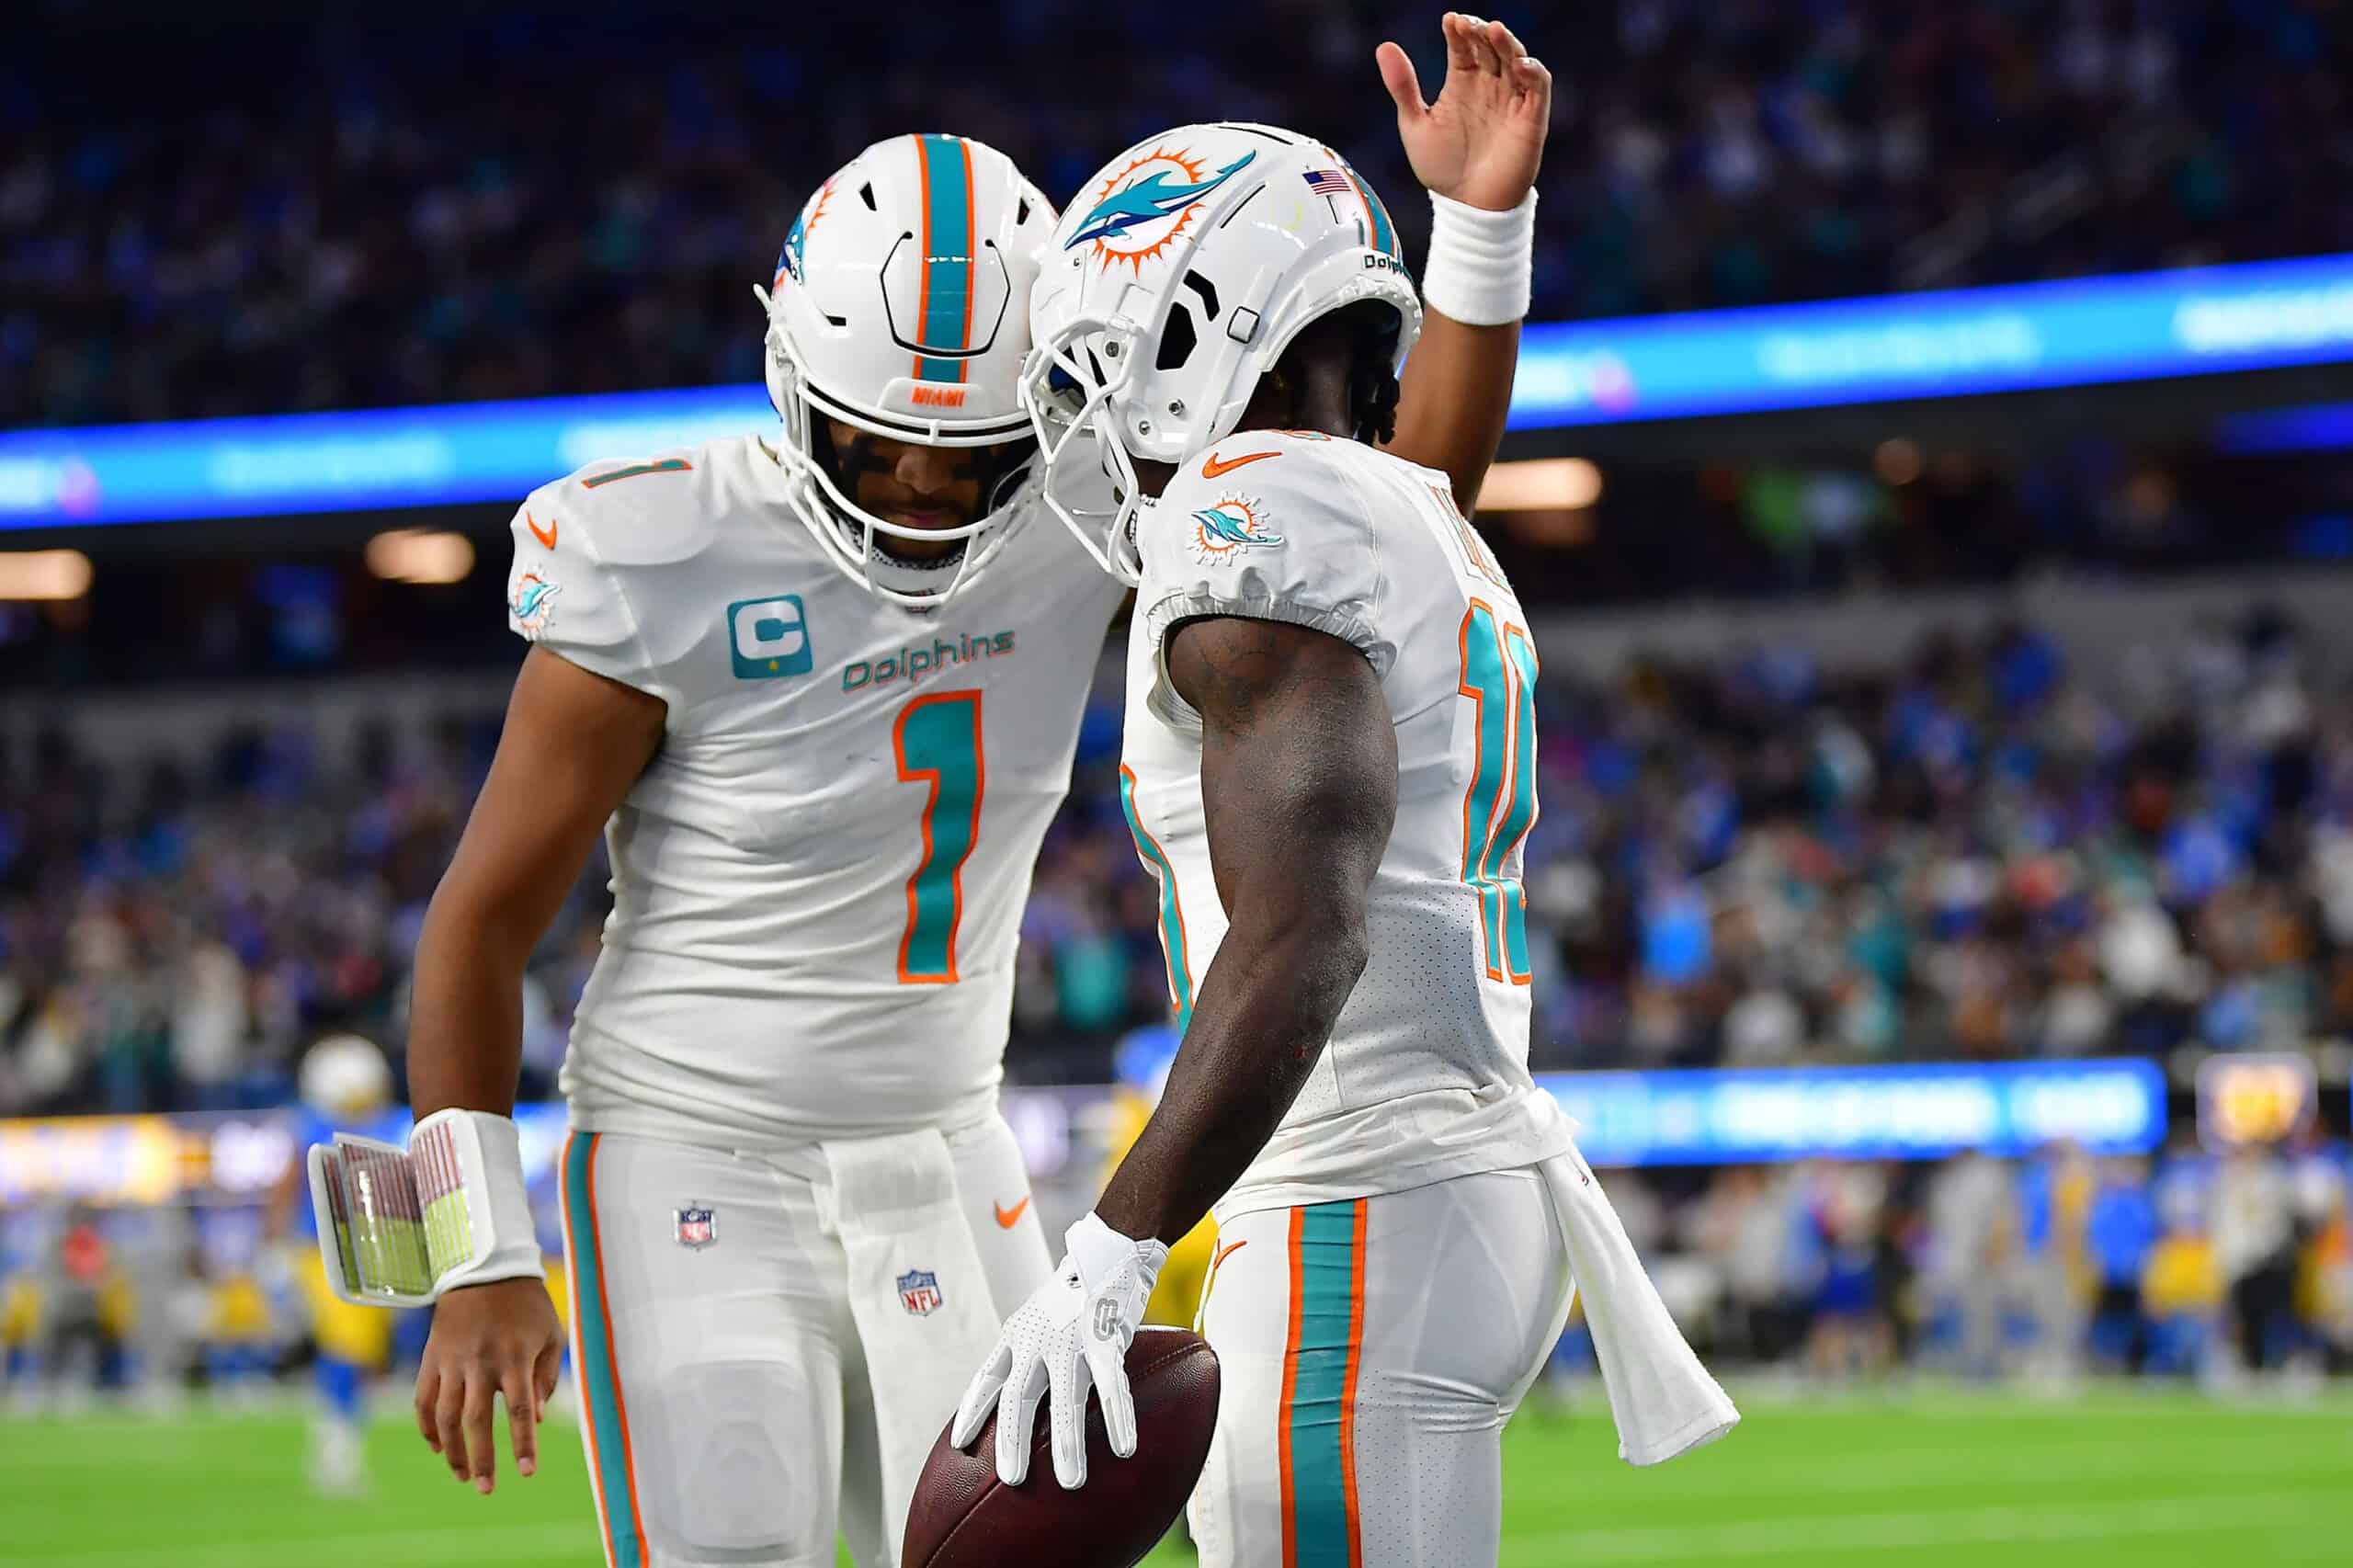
left=1542, top=1145, right=1740, bottom=1465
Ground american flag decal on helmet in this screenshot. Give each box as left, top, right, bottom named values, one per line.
left=1303, top=169, right=1353, bottom=196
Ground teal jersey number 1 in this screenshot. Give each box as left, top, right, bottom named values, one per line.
left=893, top=691, right=985, bottom=983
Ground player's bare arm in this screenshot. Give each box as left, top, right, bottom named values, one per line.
left=407, top=645, right=664, bottom=1495
left=1377, top=12, right=1551, bottom=512
left=950, top=612, right=1396, bottom=1489
left=1093, top=616, right=1398, bottom=1246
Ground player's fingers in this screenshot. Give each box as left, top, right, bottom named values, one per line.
left=994, top=1358, right=1049, bottom=1487
left=463, top=1369, right=497, bottom=1494
left=950, top=1343, right=1011, bottom=1449
left=1460, top=16, right=1505, bottom=78
left=1518, top=60, right=1553, bottom=133
left=504, top=1363, right=539, bottom=1479
left=534, top=1341, right=563, bottom=1421
left=415, top=1360, right=445, bottom=1452
left=435, top=1372, right=471, bottom=1481
left=1092, top=1345, right=1139, bottom=1460
left=1375, top=41, right=1426, bottom=120
left=1049, top=1355, right=1089, bottom=1491
left=1489, top=17, right=1530, bottom=62
left=1443, top=13, right=1481, bottom=75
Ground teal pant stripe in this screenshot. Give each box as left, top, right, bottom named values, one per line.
left=1289, top=1200, right=1360, bottom=1567
left=563, top=1134, right=642, bottom=1568
left=915, top=133, right=972, bottom=383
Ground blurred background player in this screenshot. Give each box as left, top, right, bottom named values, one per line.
left=268, top=1031, right=402, bottom=1495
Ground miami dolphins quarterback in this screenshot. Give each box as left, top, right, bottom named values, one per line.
left=375, top=15, right=1556, bottom=1568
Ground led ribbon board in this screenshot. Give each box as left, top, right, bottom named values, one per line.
left=5, top=254, right=2350, bottom=525
left=1537, top=1058, right=2167, bottom=1167
left=1506, top=251, right=2353, bottom=428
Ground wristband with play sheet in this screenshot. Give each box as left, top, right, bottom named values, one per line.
left=307, top=1108, right=545, bottom=1308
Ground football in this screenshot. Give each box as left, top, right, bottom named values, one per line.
left=903, top=1327, right=1222, bottom=1568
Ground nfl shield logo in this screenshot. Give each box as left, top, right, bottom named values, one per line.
left=897, top=1268, right=943, bottom=1317
left=675, top=1203, right=717, bottom=1250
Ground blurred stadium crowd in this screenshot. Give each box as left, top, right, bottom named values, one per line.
left=8, top=0, right=2349, bottom=426
left=7, top=1112, right=2349, bottom=1407
left=4, top=603, right=2347, bottom=1115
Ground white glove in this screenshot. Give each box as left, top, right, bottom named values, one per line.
left=950, top=1211, right=1168, bottom=1489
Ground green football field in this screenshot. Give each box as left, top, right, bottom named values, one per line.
left=1, top=1387, right=2347, bottom=1565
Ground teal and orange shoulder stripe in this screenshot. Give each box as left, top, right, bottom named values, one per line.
left=562, top=1133, right=647, bottom=1568
left=1277, top=1199, right=1368, bottom=1568
left=582, top=457, right=692, bottom=489
left=1119, top=764, right=1193, bottom=1035
left=911, top=133, right=979, bottom=384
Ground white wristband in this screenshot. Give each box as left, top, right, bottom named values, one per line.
left=307, top=1108, right=545, bottom=1308
left=417, top=1108, right=546, bottom=1293
left=1421, top=188, right=1537, bottom=326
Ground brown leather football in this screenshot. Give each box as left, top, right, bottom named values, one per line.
left=904, top=1326, right=1221, bottom=1568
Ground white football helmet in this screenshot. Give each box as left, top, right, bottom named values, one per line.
left=756, top=134, right=1059, bottom=607
left=299, top=1033, right=392, bottom=1120
left=1022, top=123, right=1424, bottom=582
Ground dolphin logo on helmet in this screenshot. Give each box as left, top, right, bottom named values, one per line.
left=1020, top=123, right=1423, bottom=584
left=1069, top=151, right=1256, bottom=250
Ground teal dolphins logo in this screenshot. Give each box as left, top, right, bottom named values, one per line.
left=774, top=179, right=834, bottom=288
left=1187, top=498, right=1282, bottom=563
left=1068, top=149, right=1256, bottom=268
left=509, top=570, right=561, bottom=638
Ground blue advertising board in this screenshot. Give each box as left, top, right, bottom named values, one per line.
left=6, top=255, right=2350, bottom=528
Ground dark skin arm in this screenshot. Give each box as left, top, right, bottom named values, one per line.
left=1374, top=13, right=1551, bottom=512
left=1382, top=312, right=1520, bottom=515
left=409, top=645, right=665, bottom=1495
left=1092, top=618, right=1398, bottom=1245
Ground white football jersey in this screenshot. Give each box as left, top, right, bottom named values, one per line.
left=1120, top=432, right=1574, bottom=1223
left=503, top=435, right=1125, bottom=1147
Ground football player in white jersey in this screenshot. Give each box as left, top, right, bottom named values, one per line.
left=951, top=115, right=1738, bottom=1565
left=392, top=18, right=1554, bottom=1568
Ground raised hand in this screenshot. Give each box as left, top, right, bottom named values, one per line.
left=1377, top=12, right=1552, bottom=212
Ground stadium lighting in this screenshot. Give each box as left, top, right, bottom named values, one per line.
left=1479, top=457, right=1603, bottom=512
left=365, top=529, right=475, bottom=585
left=0, top=549, right=92, bottom=600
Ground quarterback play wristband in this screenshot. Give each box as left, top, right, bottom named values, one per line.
left=308, top=1108, right=545, bottom=1308
left=1420, top=188, right=1537, bottom=326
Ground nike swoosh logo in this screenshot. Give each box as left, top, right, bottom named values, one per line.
left=1200, top=449, right=1279, bottom=479
left=525, top=511, right=557, bottom=549
left=994, top=1198, right=1031, bottom=1229
left=1212, top=1239, right=1247, bottom=1270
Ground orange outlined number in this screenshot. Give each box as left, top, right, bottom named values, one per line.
left=1457, top=601, right=1539, bottom=983
left=894, top=691, right=985, bottom=983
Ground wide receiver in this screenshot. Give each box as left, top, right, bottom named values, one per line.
left=385, top=16, right=1555, bottom=1568
left=950, top=119, right=1740, bottom=1565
